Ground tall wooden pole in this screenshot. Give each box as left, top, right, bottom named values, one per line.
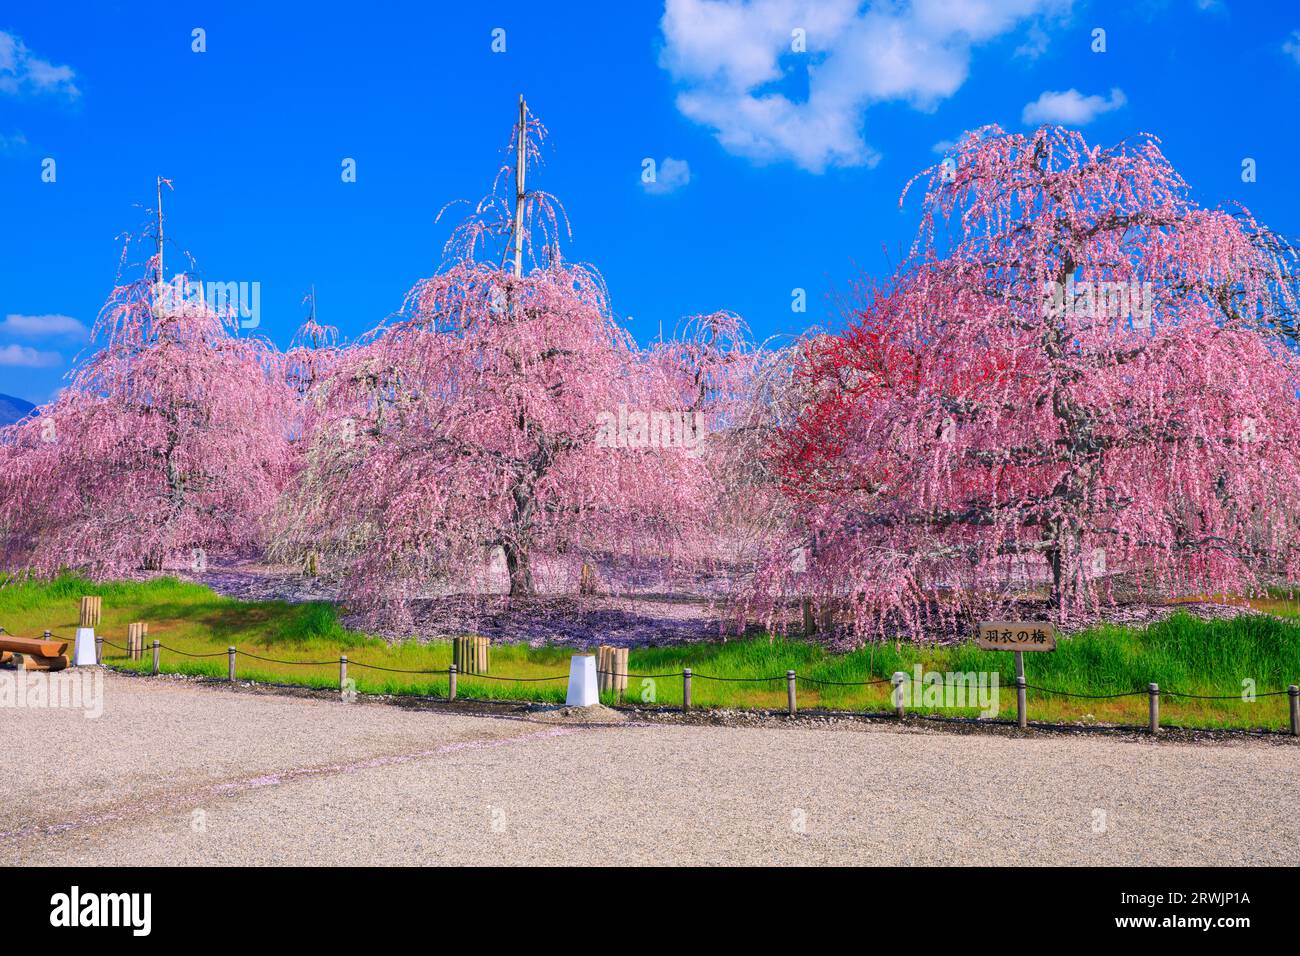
left=512, top=94, right=527, bottom=278
left=155, top=176, right=165, bottom=288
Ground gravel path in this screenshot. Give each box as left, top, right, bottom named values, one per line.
left=2, top=671, right=1295, bottom=865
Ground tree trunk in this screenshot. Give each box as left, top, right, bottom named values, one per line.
left=1046, top=520, right=1081, bottom=617
left=503, top=541, right=534, bottom=596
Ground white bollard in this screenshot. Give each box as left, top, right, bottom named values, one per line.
left=73, top=627, right=97, bottom=667
left=566, top=654, right=599, bottom=707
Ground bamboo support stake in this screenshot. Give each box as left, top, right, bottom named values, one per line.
left=602, top=645, right=610, bottom=693
left=79, top=596, right=102, bottom=628
left=128, top=622, right=147, bottom=660
left=452, top=636, right=489, bottom=675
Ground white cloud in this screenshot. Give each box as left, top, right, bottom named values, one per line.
left=1021, top=87, right=1126, bottom=125
left=0, top=344, right=61, bottom=368
left=659, top=0, right=1069, bottom=173
left=0, top=130, right=27, bottom=153
left=2, top=313, right=87, bottom=339
left=1014, top=22, right=1050, bottom=58
left=1284, top=30, right=1300, bottom=66
left=0, top=31, right=80, bottom=100
left=643, top=156, right=692, bottom=194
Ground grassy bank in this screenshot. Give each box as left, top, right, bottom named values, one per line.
left=1, top=574, right=1297, bottom=730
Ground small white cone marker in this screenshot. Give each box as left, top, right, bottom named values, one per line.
left=566, top=654, right=598, bottom=707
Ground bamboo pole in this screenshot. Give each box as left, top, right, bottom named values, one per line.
left=511, top=95, right=527, bottom=278
left=156, top=175, right=165, bottom=286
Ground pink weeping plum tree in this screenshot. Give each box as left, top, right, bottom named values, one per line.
left=0, top=243, right=294, bottom=576
left=761, top=126, right=1300, bottom=638
left=275, top=109, right=742, bottom=613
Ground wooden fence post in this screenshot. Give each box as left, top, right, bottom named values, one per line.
left=1289, top=685, right=1298, bottom=737
left=339, top=655, right=348, bottom=693
left=682, top=667, right=692, bottom=712
left=448, top=664, right=458, bottom=701
left=1015, top=651, right=1027, bottom=729
left=151, top=640, right=160, bottom=676
left=1148, top=683, right=1159, bottom=734
left=892, top=671, right=907, bottom=719
left=786, top=670, right=797, bottom=715
left=228, top=646, right=236, bottom=682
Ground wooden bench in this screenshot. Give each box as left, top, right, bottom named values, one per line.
left=0, top=634, right=71, bottom=671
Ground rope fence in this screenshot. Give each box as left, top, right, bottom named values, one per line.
left=6, top=623, right=1299, bottom=735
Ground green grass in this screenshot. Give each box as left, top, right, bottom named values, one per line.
left=2, top=573, right=1298, bottom=731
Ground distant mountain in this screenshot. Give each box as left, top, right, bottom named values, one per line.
left=0, top=393, right=37, bottom=427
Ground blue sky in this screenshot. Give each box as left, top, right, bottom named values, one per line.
left=1, top=0, right=1298, bottom=403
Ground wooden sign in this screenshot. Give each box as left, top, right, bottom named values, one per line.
left=977, top=622, right=1056, bottom=651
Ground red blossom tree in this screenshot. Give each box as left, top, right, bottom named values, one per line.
left=762, top=126, right=1300, bottom=637
left=0, top=240, right=294, bottom=576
